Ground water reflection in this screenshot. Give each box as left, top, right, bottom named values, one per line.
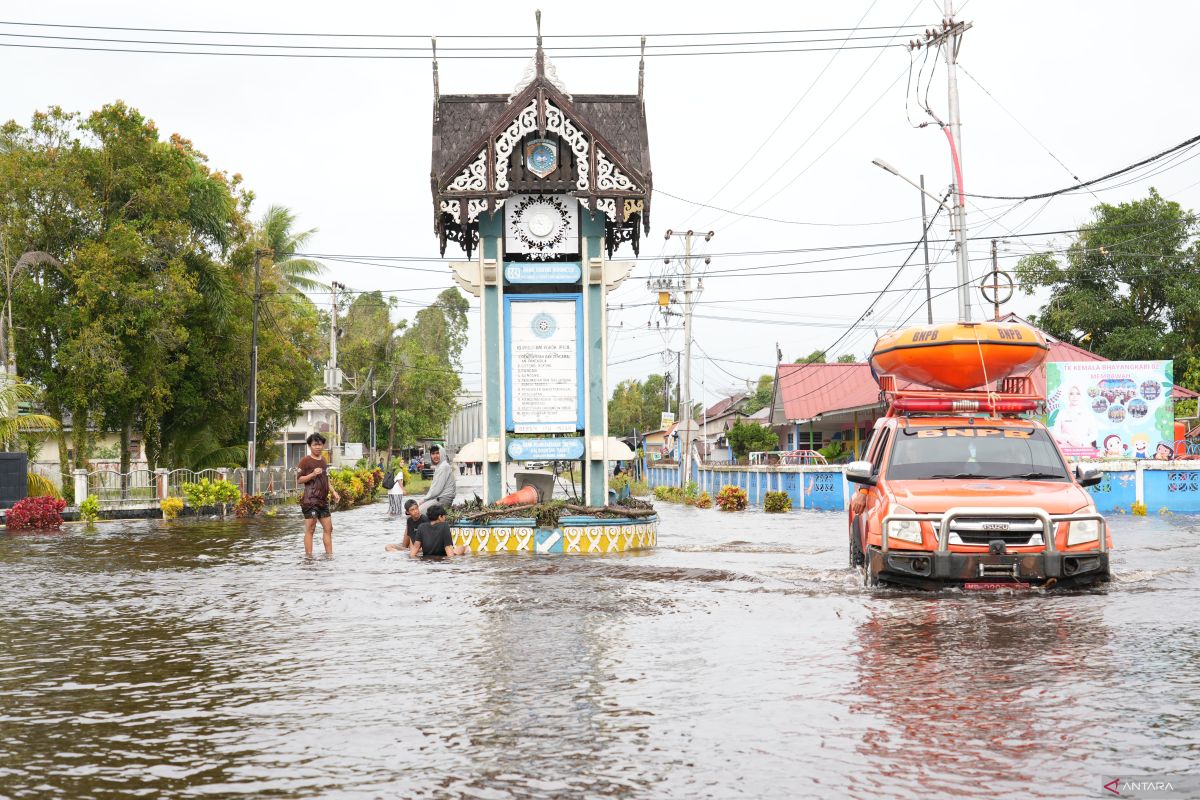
left=0, top=508, right=1196, bottom=799
left=849, top=597, right=1114, bottom=798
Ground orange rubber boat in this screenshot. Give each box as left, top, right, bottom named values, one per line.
left=869, top=321, right=1049, bottom=391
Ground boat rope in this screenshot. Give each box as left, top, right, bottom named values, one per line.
left=972, top=326, right=999, bottom=418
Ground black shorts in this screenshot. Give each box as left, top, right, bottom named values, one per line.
left=301, top=505, right=331, bottom=520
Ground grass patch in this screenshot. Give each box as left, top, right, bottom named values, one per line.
left=405, top=476, right=432, bottom=495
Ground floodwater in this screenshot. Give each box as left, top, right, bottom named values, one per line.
left=1, top=501, right=1198, bottom=799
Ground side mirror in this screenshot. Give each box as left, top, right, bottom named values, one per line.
left=845, top=460, right=877, bottom=486
left=1076, top=465, right=1102, bottom=488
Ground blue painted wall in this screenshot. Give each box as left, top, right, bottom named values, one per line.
left=646, top=463, right=1200, bottom=515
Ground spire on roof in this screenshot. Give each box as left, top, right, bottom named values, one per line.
left=510, top=9, right=570, bottom=100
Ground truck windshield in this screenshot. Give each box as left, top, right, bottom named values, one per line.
left=887, top=426, right=1071, bottom=481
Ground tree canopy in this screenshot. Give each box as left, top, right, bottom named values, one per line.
left=727, top=419, right=779, bottom=458
left=608, top=374, right=675, bottom=436
left=1015, top=189, right=1200, bottom=388
left=1, top=103, right=322, bottom=485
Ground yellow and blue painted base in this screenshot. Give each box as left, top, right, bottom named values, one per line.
left=451, top=515, right=658, bottom=554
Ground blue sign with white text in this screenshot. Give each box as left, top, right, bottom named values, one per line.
left=505, top=263, right=582, bottom=284
left=507, top=438, right=586, bottom=461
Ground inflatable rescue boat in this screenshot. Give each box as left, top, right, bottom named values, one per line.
left=869, top=320, right=1049, bottom=391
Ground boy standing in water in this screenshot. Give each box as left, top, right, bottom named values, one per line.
left=297, top=432, right=342, bottom=557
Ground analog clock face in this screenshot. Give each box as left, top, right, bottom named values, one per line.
left=504, top=194, right=578, bottom=259
left=525, top=140, right=558, bottom=178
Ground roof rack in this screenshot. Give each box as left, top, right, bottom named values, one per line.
left=878, top=375, right=1043, bottom=418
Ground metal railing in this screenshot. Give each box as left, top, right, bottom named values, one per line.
left=749, top=450, right=828, bottom=466
left=86, top=468, right=157, bottom=505
left=228, top=466, right=298, bottom=497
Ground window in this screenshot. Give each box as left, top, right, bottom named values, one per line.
left=787, top=432, right=795, bottom=448
left=887, top=426, right=1070, bottom=481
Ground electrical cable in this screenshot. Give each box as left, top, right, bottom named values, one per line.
left=965, top=132, right=1200, bottom=201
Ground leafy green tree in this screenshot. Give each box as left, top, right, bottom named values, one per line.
left=1015, top=189, right=1200, bottom=388
left=796, top=350, right=826, bottom=364
left=744, top=374, right=775, bottom=414
left=836, top=353, right=857, bottom=363
left=258, top=205, right=326, bottom=295
left=0, top=379, right=58, bottom=449
left=608, top=374, right=675, bottom=436
left=727, top=419, right=779, bottom=458
left=3, top=103, right=321, bottom=482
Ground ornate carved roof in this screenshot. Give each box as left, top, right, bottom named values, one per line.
left=430, top=47, right=651, bottom=259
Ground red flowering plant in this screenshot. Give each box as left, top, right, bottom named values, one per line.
left=6, top=496, right=68, bottom=531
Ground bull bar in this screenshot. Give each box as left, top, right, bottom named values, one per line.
left=875, top=506, right=1108, bottom=584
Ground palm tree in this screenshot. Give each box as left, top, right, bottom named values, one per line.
left=0, top=378, right=58, bottom=450
left=258, top=205, right=327, bottom=295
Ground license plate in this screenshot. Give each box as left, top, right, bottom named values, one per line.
left=964, top=581, right=1032, bottom=591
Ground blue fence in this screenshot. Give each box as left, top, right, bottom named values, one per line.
left=645, top=460, right=1200, bottom=514
left=646, top=462, right=847, bottom=511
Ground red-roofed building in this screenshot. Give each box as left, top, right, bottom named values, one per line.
left=769, top=362, right=882, bottom=459
left=770, top=315, right=1199, bottom=460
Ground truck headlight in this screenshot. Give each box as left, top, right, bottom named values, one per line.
left=886, top=506, right=924, bottom=544
left=1067, top=519, right=1101, bottom=545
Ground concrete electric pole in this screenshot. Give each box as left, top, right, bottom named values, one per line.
left=911, top=3, right=973, bottom=321
left=664, top=229, right=712, bottom=485
left=246, top=247, right=271, bottom=495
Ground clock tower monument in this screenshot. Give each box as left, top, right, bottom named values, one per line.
left=430, top=14, right=652, bottom=511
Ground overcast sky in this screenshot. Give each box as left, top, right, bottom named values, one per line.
left=6, top=1, right=1200, bottom=406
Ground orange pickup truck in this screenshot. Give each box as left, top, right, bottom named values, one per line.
left=847, top=385, right=1111, bottom=590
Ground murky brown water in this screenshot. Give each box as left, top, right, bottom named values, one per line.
left=2, top=503, right=1198, bottom=799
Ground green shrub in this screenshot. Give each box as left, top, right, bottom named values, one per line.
left=27, top=472, right=62, bottom=500
left=715, top=484, right=748, bottom=512
left=181, top=478, right=241, bottom=512
left=764, top=491, right=792, bottom=513
left=160, top=496, right=184, bottom=520
left=79, top=494, right=101, bottom=524
left=653, top=485, right=686, bottom=503
left=234, top=494, right=266, bottom=518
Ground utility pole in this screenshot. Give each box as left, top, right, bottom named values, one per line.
left=664, top=229, right=712, bottom=484
left=990, top=239, right=1001, bottom=321
left=912, top=4, right=972, bottom=321
left=328, top=281, right=343, bottom=392
left=920, top=175, right=934, bottom=324
left=943, top=0, right=971, bottom=322
left=246, top=248, right=270, bottom=495
left=369, top=385, right=377, bottom=465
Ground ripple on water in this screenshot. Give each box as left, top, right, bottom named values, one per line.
left=0, top=504, right=1197, bottom=799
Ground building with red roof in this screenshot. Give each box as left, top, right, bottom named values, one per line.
left=769, top=314, right=1198, bottom=460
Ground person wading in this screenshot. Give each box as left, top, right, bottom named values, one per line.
left=385, top=499, right=426, bottom=552
left=417, top=445, right=456, bottom=516
left=408, top=505, right=467, bottom=558
left=297, top=432, right=342, bottom=557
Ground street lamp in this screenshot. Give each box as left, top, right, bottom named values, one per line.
left=872, top=158, right=972, bottom=322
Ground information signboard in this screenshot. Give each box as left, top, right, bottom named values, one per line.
left=505, top=294, right=583, bottom=433
left=1045, top=360, right=1175, bottom=458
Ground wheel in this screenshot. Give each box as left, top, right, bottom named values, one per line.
left=849, top=518, right=865, bottom=568
left=862, top=546, right=879, bottom=587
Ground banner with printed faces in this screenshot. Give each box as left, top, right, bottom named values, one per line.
left=1044, top=360, right=1174, bottom=459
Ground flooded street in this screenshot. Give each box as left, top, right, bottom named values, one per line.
left=2, top=503, right=1198, bottom=799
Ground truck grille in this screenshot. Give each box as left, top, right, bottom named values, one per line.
left=933, top=517, right=1045, bottom=547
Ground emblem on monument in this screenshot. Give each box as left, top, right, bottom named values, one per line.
left=524, top=139, right=558, bottom=178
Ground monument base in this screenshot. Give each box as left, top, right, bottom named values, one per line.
left=451, top=514, right=658, bottom=554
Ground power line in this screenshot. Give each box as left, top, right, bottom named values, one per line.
left=0, top=40, right=910, bottom=59
left=965, top=132, right=1200, bottom=201
left=0, top=30, right=925, bottom=52
left=0, top=20, right=928, bottom=38
left=701, top=3, right=922, bottom=230
left=675, top=0, right=885, bottom=227
left=292, top=217, right=1200, bottom=265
